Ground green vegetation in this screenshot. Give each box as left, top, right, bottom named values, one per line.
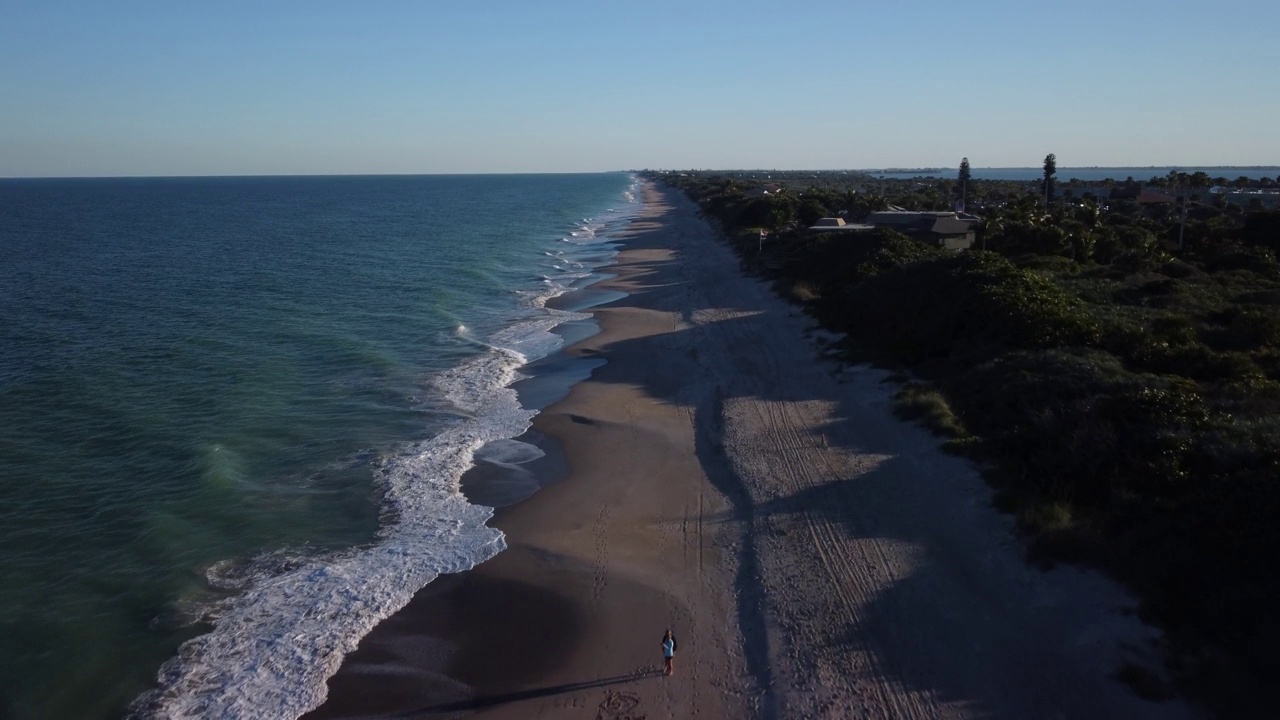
left=1043, top=153, right=1057, bottom=206
left=656, top=169, right=1280, bottom=713
left=893, top=384, right=967, bottom=438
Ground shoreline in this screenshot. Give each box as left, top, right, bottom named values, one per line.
left=305, top=180, right=1200, bottom=719
left=304, top=180, right=750, bottom=719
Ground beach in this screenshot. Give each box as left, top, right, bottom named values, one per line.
left=304, top=181, right=1198, bottom=720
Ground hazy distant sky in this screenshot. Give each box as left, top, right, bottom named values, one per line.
left=2, top=0, right=1278, bottom=176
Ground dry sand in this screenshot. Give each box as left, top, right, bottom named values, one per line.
left=305, top=181, right=1200, bottom=719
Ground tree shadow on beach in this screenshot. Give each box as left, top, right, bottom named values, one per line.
left=557, top=187, right=1180, bottom=719
left=398, top=670, right=660, bottom=716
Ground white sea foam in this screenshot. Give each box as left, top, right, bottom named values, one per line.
left=130, top=348, right=523, bottom=720
left=129, top=175, right=642, bottom=720
left=474, top=437, right=545, bottom=466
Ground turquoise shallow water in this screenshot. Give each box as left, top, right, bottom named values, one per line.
left=0, top=173, right=637, bottom=719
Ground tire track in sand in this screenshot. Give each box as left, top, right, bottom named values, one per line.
left=672, top=196, right=939, bottom=719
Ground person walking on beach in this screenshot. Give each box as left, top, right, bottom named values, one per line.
left=661, top=629, right=677, bottom=676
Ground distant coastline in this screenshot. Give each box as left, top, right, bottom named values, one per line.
left=867, top=165, right=1280, bottom=182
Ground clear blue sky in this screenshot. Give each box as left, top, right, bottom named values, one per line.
left=2, top=0, right=1277, bottom=176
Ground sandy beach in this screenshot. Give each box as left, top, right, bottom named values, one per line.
left=304, top=181, right=1199, bottom=720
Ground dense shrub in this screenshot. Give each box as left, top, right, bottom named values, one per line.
left=1012, top=254, right=1080, bottom=273
left=796, top=197, right=832, bottom=226
left=1160, top=259, right=1200, bottom=279
left=1238, top=209, right=1280, bottom=252
left=893, top=384, right=966, bottom=438
left=835, top=252, right=1102, bottom=363
left=780, top=227, right=938, bottom=287
left=1113, top=277, right=1190, bottom=308
left=1233, top=289, right=1280, bottom=305
left=661, top=173, right=1280, bottom=701
left=1138, top=345, right=1262, bottom=382
left=1095, top=225, right=1161, bottom=266
left=1223, top=308, right=1280, bottom=350
left=1150, top=315, right=1199, bottom=345
left=948, top=349, right=1208, bottom=502
left=1195, top=243, right=1280, bottom=277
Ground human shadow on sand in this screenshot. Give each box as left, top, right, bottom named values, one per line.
left=399, top=670, right=659, bottom=715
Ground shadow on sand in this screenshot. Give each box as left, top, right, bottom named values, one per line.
left=401, top=670, right=659, bottom=716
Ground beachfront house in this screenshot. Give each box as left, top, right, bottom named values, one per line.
left=810, top=210, right=978, bottom=250
left=1211, top=187, right=1280, bottom=210
left=807, top=217, right=874, bottom=232
left=1136, top=190, right=1177, bottom=205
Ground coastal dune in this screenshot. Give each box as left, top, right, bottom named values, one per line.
left=306, top=181, right=1197, bottom=719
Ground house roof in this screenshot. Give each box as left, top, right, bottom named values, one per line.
left=931, top=217, right=976, bottom=235
left=861, top=210, right=978, bottom=237
left=1137, top=190, right=1176, bottom=204
left=865, top=210, right=958, bottom=226
left=807, top=221, right=874, bottom=232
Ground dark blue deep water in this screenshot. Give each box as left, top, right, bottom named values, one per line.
left=0, top=173, right=637, bottom=719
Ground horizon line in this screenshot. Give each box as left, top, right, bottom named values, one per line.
left=0, top=170, right=635, bottom=181
left=4, top=165, right=1280, bottom=181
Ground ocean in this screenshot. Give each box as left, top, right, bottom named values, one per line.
left=0, top=173, right=639, bottom=719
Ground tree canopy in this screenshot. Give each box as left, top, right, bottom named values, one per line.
left=957, top=157, right=972, bottom=208
left=1042, top=153, right=1057, bottom=205
left=655, top=167, right=1280, bottom=715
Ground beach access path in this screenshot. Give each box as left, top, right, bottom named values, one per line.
left=306, top=181, right=1199, bottom=720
